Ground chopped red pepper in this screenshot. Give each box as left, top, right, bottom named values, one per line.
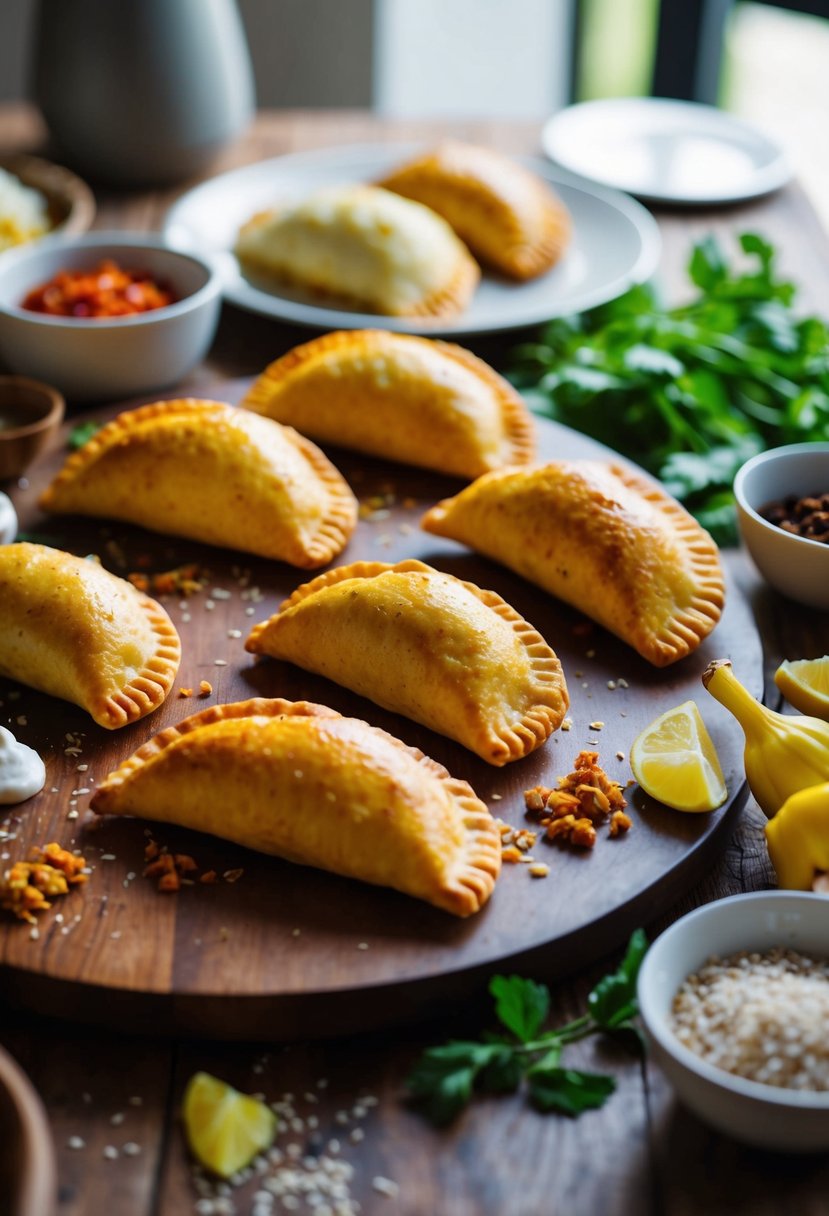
left=22, top=259, right=176, bottom=318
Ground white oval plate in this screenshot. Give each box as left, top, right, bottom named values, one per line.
left=162, top=142, right=661, bottom=336
left=542, top=98, right=791, bottom=206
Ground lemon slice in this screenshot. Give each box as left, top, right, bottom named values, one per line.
left=630, top=700, right=727, bottom=813
left=182, top=1071, right=277, bottom=1178
left=774, top=657, right=829, bottom=720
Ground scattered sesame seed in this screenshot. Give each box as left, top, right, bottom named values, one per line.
left=227, top=629, right=242, bottom=639
left=128, top=1095, right=143, bottom=1106
left=211, top=588, right=232, bottom=600
left=616, top=751, right=625, bottom=761
left=16, top=715, right=27, bottom=726
left=102, top=1145, right=119, bottom=1160
left=67, top=1136, right=85, bottom=1150
left=588, top=722, right=604, bottom=731
left=245, top=606, right=256, bottom=616
left=214, top=658, right=228, bottom=666
left=490, top=793, right=502, bottom=801
left=617, top=678, right=629, bottom=689
left=561, top=718, right=572, bottom=731
left=292, top=928, right=301, bottom=937
left=122, top=1142, right=141, bottom=1156
left=100, top=853, right=117, bottom=861
left=110, top=1111, right=125, bottom=1125
left=67, top=810, right=79, bottom=820
left=529, top=863, right=550, bottom=878
left=29, top=927, right=39, bottom=941
left=372, top=1176, right=400, bottom=1198
left=76, top=764, right=88, bottom=772
left=357, top=942, right=369, bottom=951
left=205, top=600, right=216, bottom=611
left=349, top=1128, right=364, bottom=1143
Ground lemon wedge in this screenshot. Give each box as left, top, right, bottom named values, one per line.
left=774, top=657, right=829, bottom=721
left=630, top=700, right=727, bottom=813
left=182, top=1071, right=277, bottom=1178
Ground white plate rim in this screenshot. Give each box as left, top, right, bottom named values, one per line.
left=541, top=97, right=792, bottom=206
left=162, top=141, right=662, bottom=336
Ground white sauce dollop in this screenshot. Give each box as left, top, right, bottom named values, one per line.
left=0, top=492, right=17, bottom=544
left=0, top=726, right=46, bottom=805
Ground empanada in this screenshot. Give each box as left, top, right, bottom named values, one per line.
left=378, top=141, right=571, bottom=281
left=39, top=399, right=357, bottom=568
left=234, top=184, right=479, bottom=318
left=421, top=462, right=725, bottom=667
left=0, top=543, right=180, bottom=728
left=241, top=330, right=535, bottom=479
left=90, top=698, right=501, bottom=916
left=245, top=559, right=568, bottom=765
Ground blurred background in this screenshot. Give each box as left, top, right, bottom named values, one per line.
left=1, top=0, right=828, bottom=225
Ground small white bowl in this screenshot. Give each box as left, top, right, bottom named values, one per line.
left=638, top=891, right=829, bottom=1152
left=0, top=232, right=222, bottom=402
left=733, top=443, right=829, bottom=611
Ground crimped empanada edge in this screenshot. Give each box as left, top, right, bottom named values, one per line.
left=278, top=425, right=358, bottom=568
left=246, top=558, right=568, bottom=765
left=605, top=462, right=726, bottom=667
left=90, top=696, right=501, bottom=917
left=38, top=399, right=234, bottom=514
left=97, top=590, right=182, bottom=730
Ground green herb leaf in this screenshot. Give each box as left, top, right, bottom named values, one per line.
left=406, top=1041, right=501, bottom=1126
left=587, top=929, right=648, bottom=1029
left=509, top=232, right=829, bottom=537
left=528, top=1067, right=616, bottom=1115
left=489, top=974, right=550, bottom=1043
left=68, top=420, right=102, bottom=449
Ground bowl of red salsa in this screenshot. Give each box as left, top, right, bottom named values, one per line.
left=0, top=232, right=221, bottom=401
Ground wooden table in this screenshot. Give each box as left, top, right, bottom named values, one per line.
left=1, top=104, right=829, bottom=1216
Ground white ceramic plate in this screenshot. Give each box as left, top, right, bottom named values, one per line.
left=162, top=143, right=661, bottom=336
left=541, top=98, right=791, bottom=206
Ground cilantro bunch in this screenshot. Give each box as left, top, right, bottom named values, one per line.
left=406, top=930, right=647, bottom=1124
left=510, top=233, right=829, bottom=544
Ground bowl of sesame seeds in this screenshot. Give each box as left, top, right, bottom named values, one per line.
left=637, top=891, right=829, bottom=1152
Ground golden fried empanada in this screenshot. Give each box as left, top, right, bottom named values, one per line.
left=234, top=184, right=479, bottom=318
left=0, top=543, right=180, bottom=728
left=245, top=559, right=568, bottom=764
left=39, top=399, right=357, bottom=568
left=241, top=330, right=535, bottom=479
left=421, top=462, right=724, bottom=667
left=378, top=141, right=571, bottom=281
left=90, top=698, right=501, bottom=916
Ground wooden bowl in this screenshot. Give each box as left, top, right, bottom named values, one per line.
left=0, top=1045, right=56, bottom=1216
left=1, top=153, right=96, bottom=242
left=0, top=375, right=65, bottom=480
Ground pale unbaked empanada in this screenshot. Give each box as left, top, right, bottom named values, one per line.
left=0, top=543, right=181, bottom=728
left=39, top=399, right=357, bottom=568
left=245, top=559, right=569, bottom=765
left=241, top=329, right=535, bottom=479
left=378, top=141, right=572, bottom=281
left=90, top=698, right=501, bottom=917
left=234, top=184, right=480, bottom=318
left=421, top=462, right=725, bottom=667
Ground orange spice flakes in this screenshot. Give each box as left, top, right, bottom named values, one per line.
left=525, top=750, right=632, bottom=851
left=0, top=842, right=88, bottom=924
left=127, top=562, right=207, bottom=597
left=143, top=837, right=241, bottom=892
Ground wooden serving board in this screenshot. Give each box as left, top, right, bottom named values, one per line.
left=0, top=384, right=762, bottom=1040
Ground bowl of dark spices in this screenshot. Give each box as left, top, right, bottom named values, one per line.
left=638, top=891, right=829, bottom=1151
left=734, top=442, right=829, bottom=610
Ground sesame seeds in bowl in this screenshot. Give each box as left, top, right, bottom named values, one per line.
left=637, top=891, right=829, bottom=1151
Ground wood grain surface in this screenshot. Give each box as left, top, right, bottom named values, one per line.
left=0, top=384, right=761, bottom=1038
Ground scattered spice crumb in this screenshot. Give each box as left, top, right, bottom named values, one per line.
left=178, top=687, right=193, bottom=698
left=0, top=842, right=88, bottom=924
left=560, top=718, right=572, bottom=732
left=525, top=750, right=630, bottom=850
left=199, top=681, right=213, bottom=696
left=223, top=869, right=244, bottom=883
left=529, top=863, right=550, bottom=878
left=127, top=563, right=206, bottom=597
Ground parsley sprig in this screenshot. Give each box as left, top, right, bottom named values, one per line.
left=406, top=929, right=647, bottom=1125
left=509, top=232, right=829, bottom=545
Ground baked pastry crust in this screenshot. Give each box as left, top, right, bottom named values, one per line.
left=378, top=141, right=572, bottom=281
left=0, top=542, right=181, bottom=729
left=241, top=329, right=535, bottom=479
left=39, top=399, right=357, bottom=568
left=90, top=698, right=501, bottom=917
left=245, top=559, right=568, bottom=765
left=421, top=461, right=725, bottom=668
left=234, top=183, right=480, bottom=318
